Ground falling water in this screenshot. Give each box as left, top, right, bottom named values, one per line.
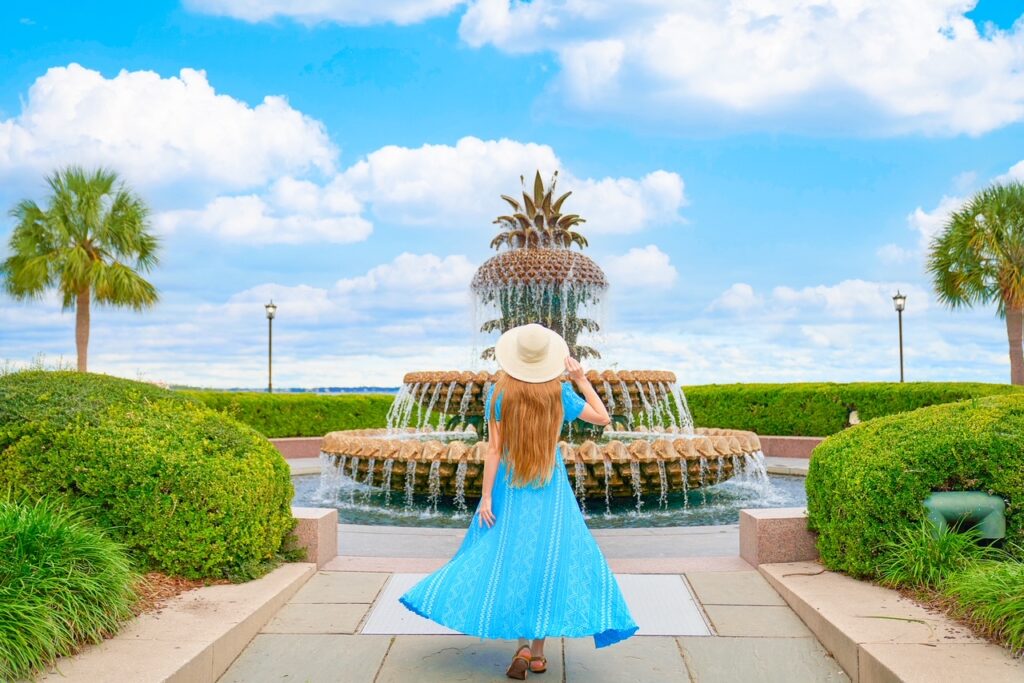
left=647, top=381, right=666, bottom=428
left=731, top=454, right=741, bottom=482
left=365, top=458, right=376, bottom=493
left=698, top=457, right=709, bottom=504
left=602, top=380, right=616, bottom=412
left=679, top=458, right=689, bottom=508
left=669, top=383, right=695, bottom=434
left=437, top=381, right=458, bottom=430
left=348, top=457, right=360, bottom=504
left=715, top=456, right=725, bottom=485
left=457, top=382, right=475, bottom=421
left=317, top=452, right=345, bottom=502
left=629, top=460, right=644, bottom=513
left=404, top=462, right=417, bottom=510
left=385, top=385, right=409, bottom=432
left=635, top=382, right=655, bottom=431
left=396, top=383, right=422, bottom=431
left=419, top=383, right=443, bottom=431
left=744, top=452, right=769, bottom=482
left=657, top=460, right=668, bottom=510
left=573, top=458, right=588, bottom=515
left=617, top=380, right=634, bottom=426
left=603, top=460, right=612, bottom=515
left=656, top=382, right=679, bottom=431
left=453, top=461, right=468, bottom=514
left=382, top=459, right=394, bottom=506
left=427, top=461, right=442, bottom=514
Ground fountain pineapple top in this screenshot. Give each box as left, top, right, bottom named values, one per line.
left=472, top=171, right=607, bottom=361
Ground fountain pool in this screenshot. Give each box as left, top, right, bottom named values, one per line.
left=292, top=470, right=806, bottom=529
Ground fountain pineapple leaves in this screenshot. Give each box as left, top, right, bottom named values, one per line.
left=490, top=171, right=589, bottom=250
left=474, top=170, right=607, bottom=360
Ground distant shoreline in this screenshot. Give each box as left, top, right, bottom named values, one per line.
left=174, top=386, right=400, bottom=394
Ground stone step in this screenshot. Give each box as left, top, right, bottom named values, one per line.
left=759, top=561, right=1024, bottom=682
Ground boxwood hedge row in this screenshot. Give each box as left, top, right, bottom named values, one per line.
left=182, top=390, right=393, bottom=438
left=684, top=382, right=1023, bottom=436
left=806, top=393, right=1024, bottom=577
left=180, top=382, right=1024, bottom=438
left=0, top=371, right=294, bottom=580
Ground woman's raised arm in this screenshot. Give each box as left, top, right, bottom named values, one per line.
left=565, top=357, right=611, bottom=426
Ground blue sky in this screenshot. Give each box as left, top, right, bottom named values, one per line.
left=1, top=1, right=1023, bottom=387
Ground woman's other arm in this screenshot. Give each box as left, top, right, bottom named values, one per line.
left=478, top=418, right=501, bottom=527
left=565, top=357, right=611, bottom=426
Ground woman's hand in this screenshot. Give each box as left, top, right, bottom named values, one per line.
left=478, top=496, right=496, bottom=528
left=565, top=356, right=587, bottom=385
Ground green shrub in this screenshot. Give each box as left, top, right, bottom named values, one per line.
left=0, top=371, right=294, bottom=580
left=182, top=390, right=394, bottom=437
left=806, top=393, right=1024, bottom=577
left=878, top=523, right=1000, bottom=589
left=945, top=560, right=1024, bottom=654
left=0, top=497, right=137, bottom=681
left=683, top=382, right=1022, bottom=436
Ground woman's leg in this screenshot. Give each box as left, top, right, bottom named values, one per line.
left=530, top=638, right=546, bottom=671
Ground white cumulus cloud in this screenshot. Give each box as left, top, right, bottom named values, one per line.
left=712, top=279, right=928, bottom=319
left=335, top=252, right=476, bottom=308
left=0, top=64, right=336, bottom=190
left=709, top=283, right=763, bottom=313
left=185, top=0, right=464, bottom=25
left=602, top=245, right=678, bottom=289
left=459, top=0, right=1024, bottom=136
left=156, top=176, right=372, bottom=244
left=341, top=136, right=686, bottom=233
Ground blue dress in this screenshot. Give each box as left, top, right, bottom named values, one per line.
left=400, top=383, right=638, bottom=648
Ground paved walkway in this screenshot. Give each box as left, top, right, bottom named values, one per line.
left=255, top=455, right=839, bottom=681
left=221, top=567, right=848, bottom=682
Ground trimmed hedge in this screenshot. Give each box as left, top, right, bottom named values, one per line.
left=0, top=497, right=137, bottom=681
left=182, top=390, right=394, bottom=438
left=684, top=382, right=1024, bottom=436
left=806, top=393, right=1024, bottom=577
left=0, top=371, right=294, bottom=580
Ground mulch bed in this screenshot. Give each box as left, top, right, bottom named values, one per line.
left=132, top=572, right=227, bottom=615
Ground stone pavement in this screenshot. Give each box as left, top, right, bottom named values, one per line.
left=220, top=567, right=849, bottom=682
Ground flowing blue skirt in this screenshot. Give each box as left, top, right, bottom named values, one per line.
left=399, top=451, right=638, bottom=648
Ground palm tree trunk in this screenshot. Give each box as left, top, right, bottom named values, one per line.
left=76, top=289, right=90, bottom=372
left=1007, top=306, right=1024, bottom=385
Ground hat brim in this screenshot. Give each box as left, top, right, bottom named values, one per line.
left=494, top=325, right=570, bottom=383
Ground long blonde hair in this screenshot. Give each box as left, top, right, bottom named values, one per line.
left=491, top=373, right=563, bottom=487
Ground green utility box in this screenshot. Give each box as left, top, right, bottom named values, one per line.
left=924, top=491, right=1005, bottom=541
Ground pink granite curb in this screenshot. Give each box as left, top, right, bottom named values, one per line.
left=739, top=507, right=819, bottom=566
left=758, top=435, right=824, bottom=459
left=292, top=507, right=338, bottom=568
left=270, top=437, right=323, bottom=459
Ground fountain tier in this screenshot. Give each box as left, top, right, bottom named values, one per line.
left=320, top=427, right=763, bottom=499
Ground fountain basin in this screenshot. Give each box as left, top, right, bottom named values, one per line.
left=320, top=427, right=764, bottom=500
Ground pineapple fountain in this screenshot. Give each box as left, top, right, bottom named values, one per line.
left=319, top=172, right=767, bottom=515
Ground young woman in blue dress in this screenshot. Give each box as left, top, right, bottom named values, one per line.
left=400, top=323, right=638, bottom=679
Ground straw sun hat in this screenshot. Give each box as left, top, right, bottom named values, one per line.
left=494, top=323, right=570, bottom=383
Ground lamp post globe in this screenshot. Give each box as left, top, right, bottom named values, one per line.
left=265, top=300, right=276, bottom=393
left=892, top=291, right=906, bottom=382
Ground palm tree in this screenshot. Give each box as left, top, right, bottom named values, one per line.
left=928, top=181, right=1024, bottom=384
left=1, top=166, right=159, bottom=372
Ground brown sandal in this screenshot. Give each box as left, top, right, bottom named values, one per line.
left=506, top=646, right=531, bottom=680
left=530, top=656, right=548, bottom=674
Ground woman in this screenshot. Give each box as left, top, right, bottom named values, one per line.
left=400, top=323, right=638, bottom=679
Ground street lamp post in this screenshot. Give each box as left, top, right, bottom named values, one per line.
left=892, top=291, right=906, bottom=383
left=265, top=300, right=277, bottom=393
